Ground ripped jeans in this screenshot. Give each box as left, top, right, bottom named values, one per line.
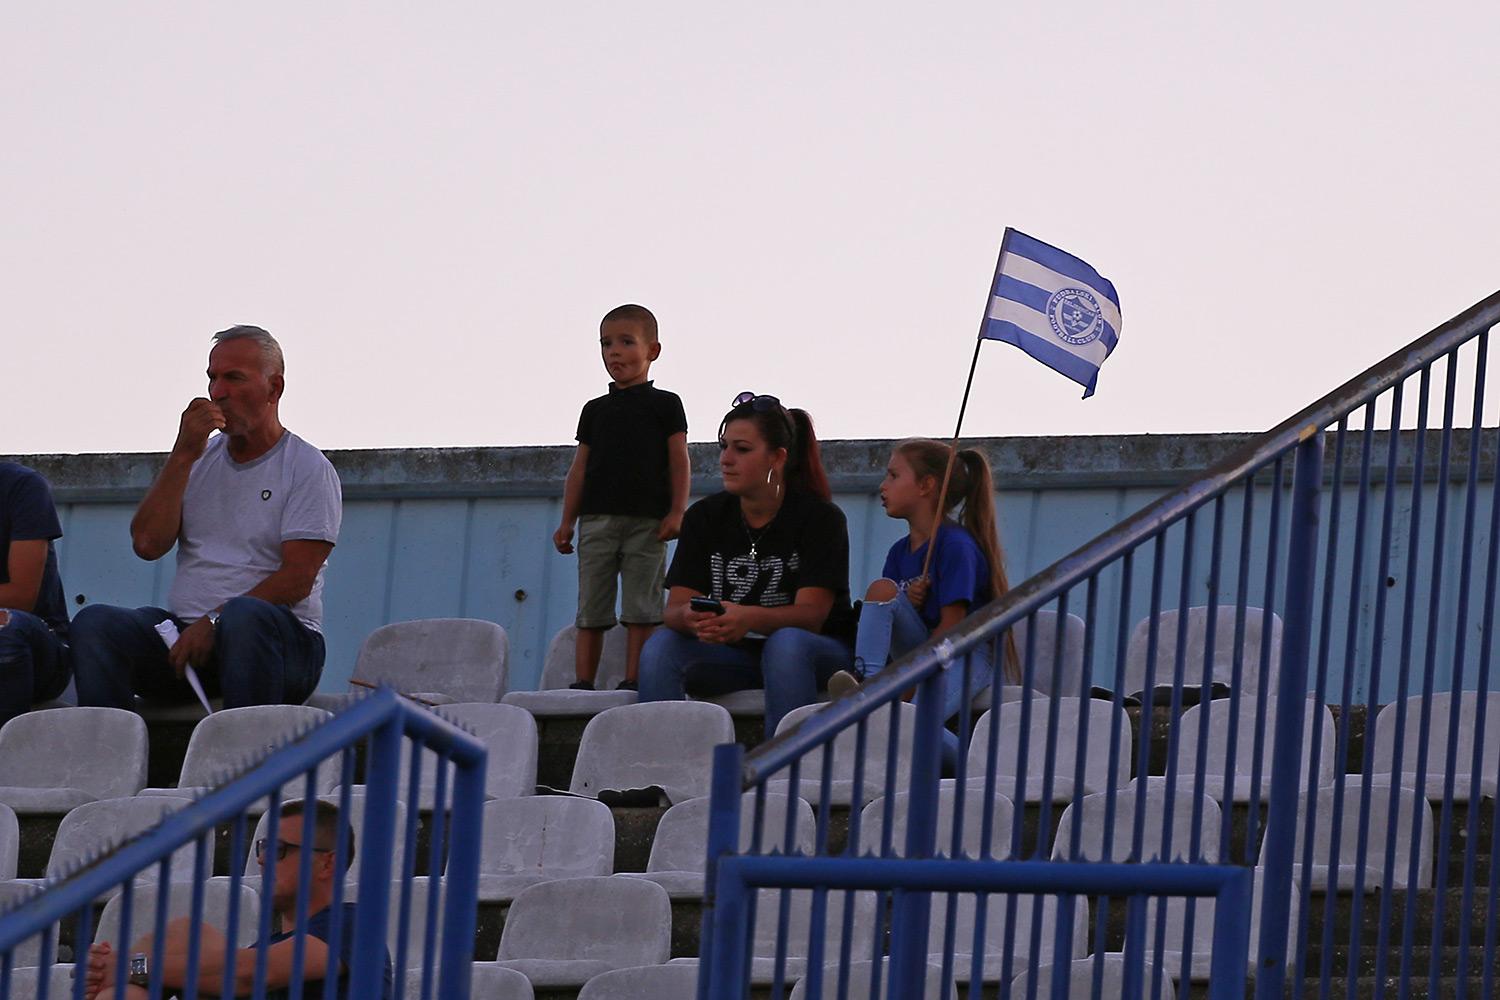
left=854, top=591, right=993, bottom=772
left=0, top=608, right=71, bottom=725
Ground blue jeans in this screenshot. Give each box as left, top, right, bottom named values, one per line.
left=855, top=593, right=993, bottom=771
left=638, top=626, right=853, bottom=737
left=71, top=597, right=326, bottom=710
left=0, top=608, right=71, bottom=725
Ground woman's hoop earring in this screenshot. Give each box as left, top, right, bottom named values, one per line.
left=766, top=468, right=772, bottom=485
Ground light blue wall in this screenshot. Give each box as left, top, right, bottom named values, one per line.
left=16, top=431, right=1495, bottom=698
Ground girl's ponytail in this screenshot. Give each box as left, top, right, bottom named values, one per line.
left=952, top=448, right=1020, bottom=682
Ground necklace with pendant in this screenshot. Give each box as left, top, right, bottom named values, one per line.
left=743, top=513, right=774, bottom=560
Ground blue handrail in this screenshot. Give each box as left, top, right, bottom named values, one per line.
left=705, top=287, right=1500, bottom=1000
left=0, top=688, right=488, bottom=1000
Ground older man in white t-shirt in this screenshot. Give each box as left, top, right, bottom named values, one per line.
left=72, top=326, right=342, bottom=710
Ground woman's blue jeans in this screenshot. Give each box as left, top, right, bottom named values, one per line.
left=638, top=626, right=852, bottom=738
left=854, top=592, right=993, bottom=772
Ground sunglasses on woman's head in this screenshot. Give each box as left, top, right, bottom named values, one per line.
left=732, top=391, right=782, bottom=412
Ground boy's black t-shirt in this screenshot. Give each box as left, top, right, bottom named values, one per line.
left=0, top=462, right=69, bottom=638
left=666, top=490, right=855, bottom=638
left=576, top=381, right=688, bottom=519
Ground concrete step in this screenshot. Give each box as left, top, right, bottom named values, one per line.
left=1299, top=943, right=1496, bottom=979
left=1303, top=888, right=1499, bottom=947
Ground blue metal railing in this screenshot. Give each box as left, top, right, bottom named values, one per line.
left=700, top=289, right=1500, bottom=1000
left=0, top=688, right=486, bottom=1000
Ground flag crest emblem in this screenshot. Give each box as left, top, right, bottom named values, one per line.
left=1048, top=288, right=1103, bottom=346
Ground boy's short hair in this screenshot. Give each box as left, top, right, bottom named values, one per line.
left=600, top=304, right=658, bottom=343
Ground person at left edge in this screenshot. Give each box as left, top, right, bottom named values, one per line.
left=0, top=461, right=72, bottom=725
left=70, top=325, right=342, bottom=710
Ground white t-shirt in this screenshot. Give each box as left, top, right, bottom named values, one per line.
left=168, top=431, right=342, bottom=630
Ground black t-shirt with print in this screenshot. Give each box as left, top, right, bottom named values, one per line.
left=666, top=490, right=854, bottom=638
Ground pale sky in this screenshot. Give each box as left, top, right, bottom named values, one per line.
left=4, top=4, right=1498, bottom=456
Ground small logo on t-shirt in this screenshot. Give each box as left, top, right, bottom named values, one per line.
left=261, top=490, right=272, bottom=501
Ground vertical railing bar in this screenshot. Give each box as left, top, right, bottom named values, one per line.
left=391, top=737, right=424, bottom=993
left=1345, top=381, right=1407, bottom=999
left=968, top=636, right=1003, bottom=1000
left=325, top=746, right=356, bottom=1000
left=1318, top=402, right=1376, bottom=1000
left=420, top=751, right=452, bottom=1000
left=1130, top=531, right=1169, bottom=865
left=835, top=719, right=869, bottom=1000
left=222, top=810, right=248, bottom=1000
left=181, top=830, right=211, bottom=1000
left=286, top=771, right=320, bottom=1000
left=74, top=896, right=95, bottom=1000
left=1372, top=365, right=1433, bottom=1000
left=804, top=739, right=837, bottom=1000
left=252, top=792, right=283, bottom=1000
left=1253, top=433, right=1322, bottom=1000
left=145, top=857, right=171, bottom=1000
left=112, top=877, right=134, bottom=1000
left=770, top=756, right=800, bottom=1000
left=1228, top=476, right=1256, bottom=856
left=889, top=662, right=944, bottom=999
left=1178, top=495, right=1226, bottom=988
left=1293, top=414, right=1347, bottom=1000
left=1406, top=351, right=1460, bottom=1000
left=348, top=715, right=402, bottom=1000
left=1454, top=330, right=1495, bottom=1000
left=1093, top=546, right=1137, bottom=975
left=1247, top=454, right=1286, bottom=853
left=1143, top=508, right=1197, bottom=1000
left=1052, top=582, right=1095, bottom=982
left=1014, top=614, right=1050, bottom=1000
left=701, top=743, right=744, bottom=1000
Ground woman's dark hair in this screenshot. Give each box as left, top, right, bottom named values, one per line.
left=895, top=439, right=1020, bottom=682
left=718, top=396, right=832, bottom=502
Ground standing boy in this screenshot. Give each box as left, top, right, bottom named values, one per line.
left=553, top=304, right=690, bottom=690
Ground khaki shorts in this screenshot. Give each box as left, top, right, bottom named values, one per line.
left=576, top=514, right=667, bottom=628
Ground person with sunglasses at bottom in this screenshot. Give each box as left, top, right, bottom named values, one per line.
left=84, top=800, right=393, bottom=1000
left=638, top=392, right=856, bottom=739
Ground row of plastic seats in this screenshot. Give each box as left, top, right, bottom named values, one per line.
left=0, top=701, right=541, bottom=817
left=959, top=605, right=1284, bottom=704
left=967, top=690, right=1500, bottom=806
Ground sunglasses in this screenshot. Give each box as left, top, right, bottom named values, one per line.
left=254, top=838, right=333, bottom=862
left=732, top=391, right=782, bottom=412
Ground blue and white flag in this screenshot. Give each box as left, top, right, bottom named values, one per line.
left=981, top=228, right=1120, bottom=398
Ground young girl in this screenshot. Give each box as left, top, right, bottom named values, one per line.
left=830, top=439, right=1017, bottom=761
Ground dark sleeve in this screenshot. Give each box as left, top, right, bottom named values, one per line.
left=794, top=501, right=850, bottom=593
left=658, top=391, right=688, bottom=435
left=5, top=473, right=62, bottom=542
left=664, top=500, right=714, bottom=593
left=575, top=399, right=597, bottom=445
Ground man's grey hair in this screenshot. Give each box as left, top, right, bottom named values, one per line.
left=212, top=325, right=285, bottom=377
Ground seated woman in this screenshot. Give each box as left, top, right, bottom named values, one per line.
left=637, top=392, right=854, bottom=738
left=828, top=439, right=1019, bottom=768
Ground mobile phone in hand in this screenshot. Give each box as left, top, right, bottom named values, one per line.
left=690, top=596, right=726, bottom=616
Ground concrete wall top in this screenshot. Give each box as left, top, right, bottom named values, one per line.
left=7, top=432, right=1264, bottom=501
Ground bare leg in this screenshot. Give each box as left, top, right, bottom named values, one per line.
left=623, top=623, right=656, bottom=683
left=574, top=627, right=606, bottom=685
left=865, top=578, right=899, bottom=602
